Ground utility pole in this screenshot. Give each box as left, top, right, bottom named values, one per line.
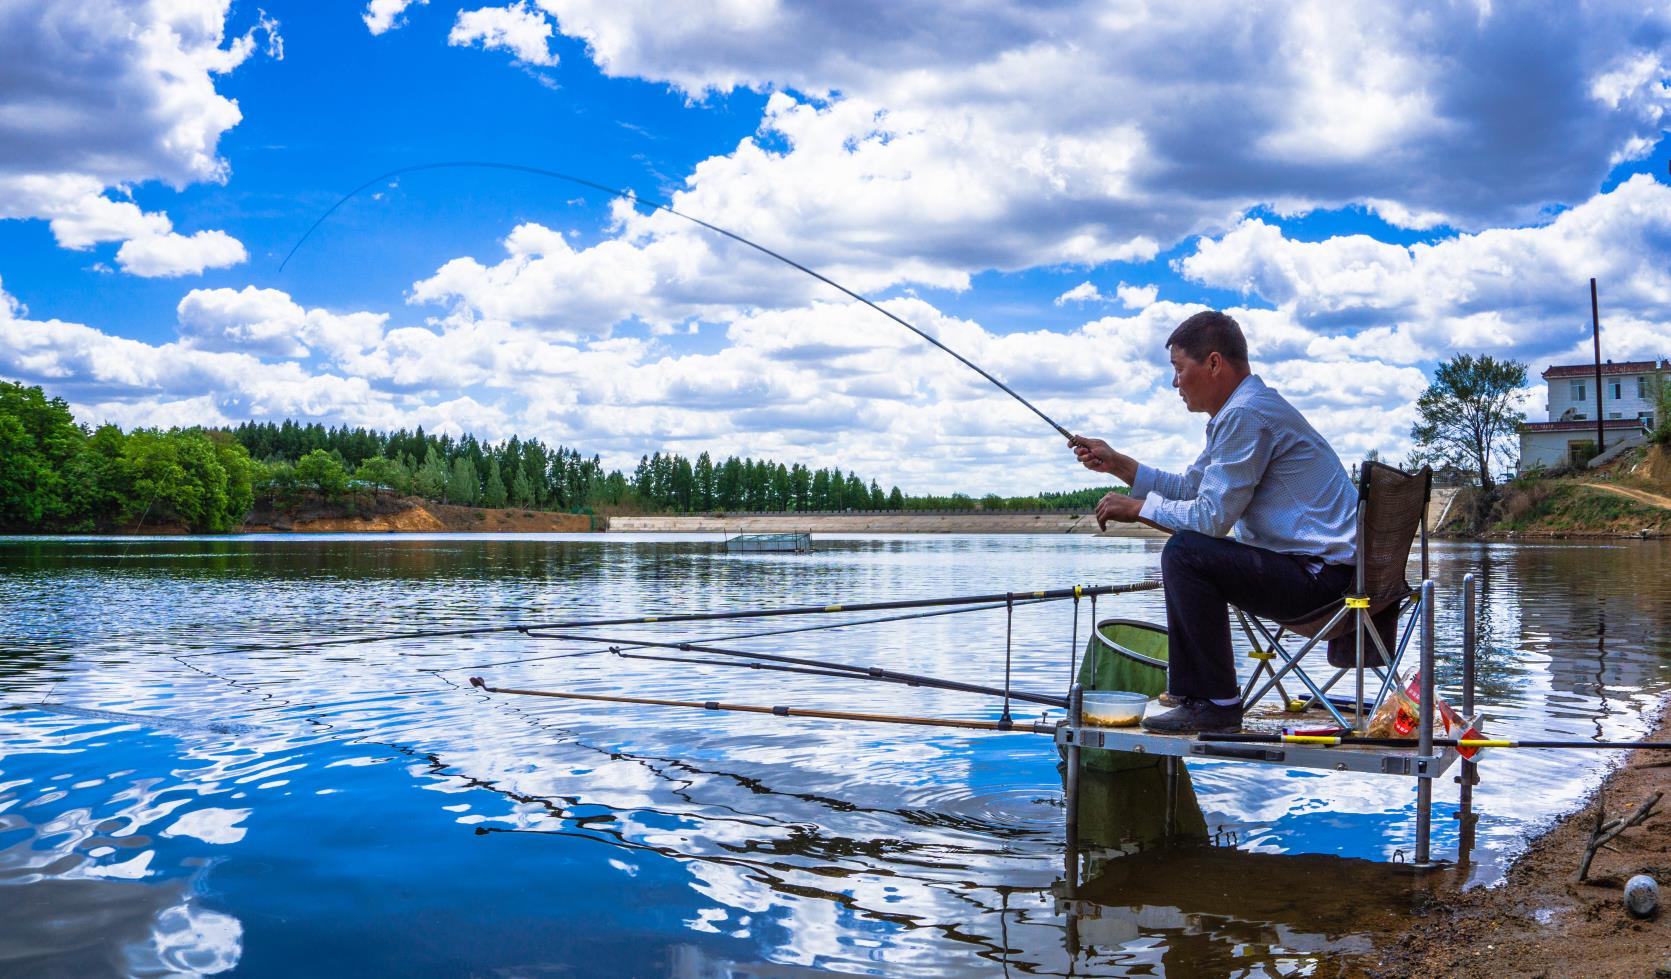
left=1591, top=278, right=1605, bottom=456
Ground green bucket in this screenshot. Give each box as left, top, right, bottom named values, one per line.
left=1072, top=619, right=1170, bottom=773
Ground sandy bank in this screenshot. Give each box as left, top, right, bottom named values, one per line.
left=606, top=511, right=1167, bottom=536
left=241, top=497, right=594, bottom=534
left=1360, top=706, right=1671, bottom=978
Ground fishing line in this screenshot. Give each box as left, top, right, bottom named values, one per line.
left=280, top=161, right=1073, bottom=440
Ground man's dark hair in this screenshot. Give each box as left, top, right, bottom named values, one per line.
left=1166, top=310, right=1249, bottom=367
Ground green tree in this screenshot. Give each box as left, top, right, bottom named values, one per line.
left=1410, top=354, right=1528, bottom=492
left=414, top=448, right=448, bottom=499
left=295, top=448, right=350, bottom=499
left=64, top=424, right=138, bottom=530
left=354, top=454, right=410, bottom=493
left=509, top=467, right=534, bottom=508
left=483, top=456, right=508, bottom=509
left=447, top=455, right=478, bottom=505
left=0, top=381, right=85, bottom=529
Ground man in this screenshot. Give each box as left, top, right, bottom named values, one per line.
left=1070, top=310, right=1365, bottom=733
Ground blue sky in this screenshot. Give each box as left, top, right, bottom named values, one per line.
left=1, top=1, right=1668, bottom=493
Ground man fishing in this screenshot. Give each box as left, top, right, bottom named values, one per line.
left=1070, top=310, right=1364, bottom=734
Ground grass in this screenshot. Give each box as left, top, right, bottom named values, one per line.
left=1494, top=482, right=1671, bottom=534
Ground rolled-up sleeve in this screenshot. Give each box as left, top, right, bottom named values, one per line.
left=1131, top=459, right=1200, bottom=502
left=1140, top=409, right=1274, bottom=537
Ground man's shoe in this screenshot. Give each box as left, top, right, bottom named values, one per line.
left=1140, top=698, right=1243, bottom=734
left=1157, top=692, right=1182, bottom=708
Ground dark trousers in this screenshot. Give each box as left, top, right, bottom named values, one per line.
left=1161, top=530, right=1393, bottom=700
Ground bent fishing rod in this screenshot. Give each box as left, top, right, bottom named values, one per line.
left=1197, top=732, right=1671, bottom=751
left=280, top=161, right=1073, bottom=441
left=184, top=581, right=1157, bottom=658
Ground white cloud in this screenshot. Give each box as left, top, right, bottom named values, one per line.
left=116, top=230, right=248, bottom=278
left=0, top=0, right=275, bottom=274
left=526, top=0, right=1670, bottom=288
left=176, top=287, right=388, bottom=358
left=1115, top=283, right=1158, bottom=309
left=1053, top=283, right=1105, bottom=306
left=1178, top=174, right=1671, bottom=371
left=449, top=3, right=558, bottom=66
left=364, top=0, right=426, bottom=35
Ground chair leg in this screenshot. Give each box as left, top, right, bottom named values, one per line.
left=1240, top=607, right=1354, bottom=729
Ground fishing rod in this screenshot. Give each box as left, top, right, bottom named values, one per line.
left=281, top=161, right=1073, bottom=440
left=445, top=596, right=1051, bottom=673
left=519, top=632, right=1069, bottom=709
left=1196, top=732, right=1671, bottom=750
left=468, top=677, right=1056, bottom=734
left=185, top=582, right=1157, bottom=658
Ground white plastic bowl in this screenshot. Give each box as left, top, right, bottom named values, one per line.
left=1082, top=690, right=1148, bottom=727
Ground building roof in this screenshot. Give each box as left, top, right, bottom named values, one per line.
left=1522, top=419, right=1651, bottom=433
left=1543, top=359, right=1666, bottom=379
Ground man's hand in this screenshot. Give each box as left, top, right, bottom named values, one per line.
left=1069, top=435, right=1118, bottom=474
left=1095, top=491, right=1142, bottom=530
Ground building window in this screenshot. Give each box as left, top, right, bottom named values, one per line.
left=1572, top=412, right=1587, bottom=420
left=1610, top=381, right=1623, bottom=400
left=1570, top=381, right=1586, bottom=401
left=1609, top=411, right=1622, bottom=419
left=1639, top=377, right=1649, bottom=399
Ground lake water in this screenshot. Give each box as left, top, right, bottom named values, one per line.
left=3, top=533, right=1668, bottom=976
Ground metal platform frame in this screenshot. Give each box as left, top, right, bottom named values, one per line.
left=1058, top=575, right=1483, bottom=867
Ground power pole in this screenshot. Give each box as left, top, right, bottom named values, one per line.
left=1591, top=278, right=1605, bottom=456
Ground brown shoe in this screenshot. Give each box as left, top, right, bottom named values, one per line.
left=1157, top=692, right=1182, bottom=708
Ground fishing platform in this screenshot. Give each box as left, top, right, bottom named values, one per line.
left=724, top=532, right=813, bottom=554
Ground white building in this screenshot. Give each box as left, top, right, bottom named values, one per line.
left=1519, top=359, right=1667, bottom=471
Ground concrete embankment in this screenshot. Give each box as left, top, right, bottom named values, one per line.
left=607, top=511, right=1166, bottom=536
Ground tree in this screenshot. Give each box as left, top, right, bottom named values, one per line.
left=447, top=455, right=478, bottom=505
left=1410, top=354, right=1527, bottom=493
left=354, top=454, right=410, bottom=494
left=295, top=448, right=349, bottom=499
left=483, top=456, right=508, bottom=509
left=0, top=381, right=85, bottom=529
left=414, top=448, right=448, bottom=499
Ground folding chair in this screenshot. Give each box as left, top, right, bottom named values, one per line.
left=1237, top=462, right=1432, bottom=733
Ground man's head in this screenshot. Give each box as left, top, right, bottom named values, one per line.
left=1165, top=310, right=1251, bottom=415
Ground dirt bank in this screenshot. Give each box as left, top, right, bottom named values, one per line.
left=1360, top=706, right=1671, bottom=978
left=608, top=511, right=1166, bottom=536
left=241, top=496, right=594, bottom=533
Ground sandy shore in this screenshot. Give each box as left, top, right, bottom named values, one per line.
left=1359, top=705, right=1671, bottom=977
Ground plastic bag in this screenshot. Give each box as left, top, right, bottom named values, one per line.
left=1365, top=668, right=1477, bottom=756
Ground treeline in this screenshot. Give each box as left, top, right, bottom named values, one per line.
left=0, top=379, right=1120, bottom=532
left=232, top=420, right=619, bottom=511
left=625, top=451, right=1110, bottom=512
left=0, top=382, right=255, bottom=532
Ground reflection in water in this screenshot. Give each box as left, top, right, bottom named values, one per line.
left=0, top=535, right=1667, bottom=975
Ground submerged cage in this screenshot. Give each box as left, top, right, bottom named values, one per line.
left=724, top=533, right=813, bottom=554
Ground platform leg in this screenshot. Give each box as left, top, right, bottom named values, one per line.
left=1065, top=683, right=1082, bottom=851
left=1415, top=579, right=1436, bottom=865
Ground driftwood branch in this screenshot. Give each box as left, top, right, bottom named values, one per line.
left=1578, top=790, right=1662, bottom=882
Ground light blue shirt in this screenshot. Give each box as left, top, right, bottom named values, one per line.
left=1133, top=374, right=1358, bottom=565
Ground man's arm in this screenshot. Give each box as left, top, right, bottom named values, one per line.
left=1068, top=435, right=1138, bottom=484
left=1139, top=410, right=1275, bottom=536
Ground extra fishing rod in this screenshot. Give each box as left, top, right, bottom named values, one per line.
left=469, top=677, right=1056, bottom=734
left=1197, top=732, right=1671, bottom=751
left=518, top=631, right=1068, bottom=709
left=281, top=162, right=1073, bottom=439
left=446, top=596, right=1051, bottom=673
left=185, top=582, right=1156, bottom=658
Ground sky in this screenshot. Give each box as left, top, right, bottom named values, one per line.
left=1, top=1, right=1668, bottom=495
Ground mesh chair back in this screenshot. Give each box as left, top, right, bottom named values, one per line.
left=1280, top=462, right=1431, bottom=640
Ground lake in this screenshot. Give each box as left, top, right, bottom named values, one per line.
left=3, top=533, right=1668, bottom=976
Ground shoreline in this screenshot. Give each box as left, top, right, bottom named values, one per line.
left=1358, top=700, right=1671, bottom=977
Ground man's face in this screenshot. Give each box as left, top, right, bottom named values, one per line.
left=1170, top=346, right=1218, bottom=413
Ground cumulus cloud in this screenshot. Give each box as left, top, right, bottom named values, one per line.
left=1178, top=173, right=1671, bottom=370
left=1053, top=283, right=1105, bottom=306
left=449, top=3, right=558, bottom=66
left=176, top=287, right=388, bottom=358
left=116, top=230, right=249, bottom=278
left=0, top=0, right=275, bottom=273
left=364, top=0, right=426, bottom=34
left=523, top=0, right=1670, bottom=292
